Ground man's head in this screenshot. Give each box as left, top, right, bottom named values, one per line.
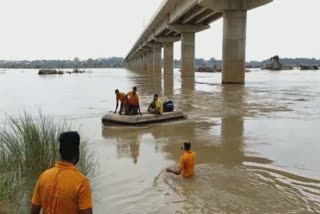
left=58, top=131, right=80, bottom=165
left=183, top=141, right=191, bottom=151
left=153, top=94, right=158, bottom=101
left=132, top=86, right=137, bottom=94
left=115, top=89, right=119, bottom=96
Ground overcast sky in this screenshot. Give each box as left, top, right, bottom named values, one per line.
left=0, top=0, right=319, bottom=61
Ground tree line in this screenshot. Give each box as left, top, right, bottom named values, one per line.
left=0, top=57, right=124, bottom=69
left=0, top=57, right=319, bottom=69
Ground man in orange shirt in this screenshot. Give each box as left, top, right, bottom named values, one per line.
left=166, top=141, right=196, bottom=178
left=114, top=89, right=127, bottom=115
left=30, top=132, right=93, bottom=214
left=126, top=86, right=142, bottom=116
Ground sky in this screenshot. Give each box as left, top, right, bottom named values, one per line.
left=0, top=0, right=319, bottom=61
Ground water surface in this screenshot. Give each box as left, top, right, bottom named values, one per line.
left=0, top=68, right=320, bottom=213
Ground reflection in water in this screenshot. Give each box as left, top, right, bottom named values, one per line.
left=102, top=122, right=198, bottom=165
left=129, top=142, right=140, bottom=164
left=220, top=85, right=245, bottom=165
left=102, top=128, right=141, bottom=164
left=220, top=115, right=244, bottom=165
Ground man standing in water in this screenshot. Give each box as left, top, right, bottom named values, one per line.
left=30, top=132, right=93, bottom=214
left=126, top=86, right=142, bottom=115
left=114, top=89, right=127, bottom=115
left=166, top=141, right=196, bottom=177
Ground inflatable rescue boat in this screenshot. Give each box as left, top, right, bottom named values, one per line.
left=102, top=111, right=186, bottom=126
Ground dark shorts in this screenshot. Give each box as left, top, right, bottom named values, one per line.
left=128, top=104, right=139, bottom=115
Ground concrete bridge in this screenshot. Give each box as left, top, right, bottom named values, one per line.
left=124, top=0, right=272, bottom=84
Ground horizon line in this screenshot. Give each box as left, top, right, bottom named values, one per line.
left=1, top=56, right=320, bottom=62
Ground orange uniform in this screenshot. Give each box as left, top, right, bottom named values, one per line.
left=179, top=151, right=196, bottom=177
left=116, top=92, right=126, bottom=103
left=32, top=161, right=92, bottom=213
left=127, top=91, right=139, bottom=106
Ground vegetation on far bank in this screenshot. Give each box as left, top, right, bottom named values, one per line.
left=0, top=113, right=97, bottom=213
left=0, top=57, right=124, bottom=69
left=1, top=56, right=320, bottom=69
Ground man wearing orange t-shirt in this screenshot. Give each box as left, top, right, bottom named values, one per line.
left=114, top=89, right=127, bottom=115
left=30, top=132, right=93, bottom=214
left=166, top=141, right=196, bottom=178
left=126, top=86, right=142, bottom=116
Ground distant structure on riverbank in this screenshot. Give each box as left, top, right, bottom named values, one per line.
left=262, top=55, right=294, bottom=70
left=261, top=55, right=319, bottom=71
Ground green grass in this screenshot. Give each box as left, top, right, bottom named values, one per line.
left=0, top=113, right=97, bottom=213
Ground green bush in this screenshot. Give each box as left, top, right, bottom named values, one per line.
left=0, top=113, right=96, bottom=212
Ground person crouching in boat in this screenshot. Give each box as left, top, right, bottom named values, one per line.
left=166, top=141, right=196, bottom=178
left=148, top=94, right=163, bottom=115
left=114, top=89, right=127, bottom=115
left=126, top=86, right=142, bottom=116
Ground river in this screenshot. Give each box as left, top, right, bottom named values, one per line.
left=0, top=68, right=320, bottom=213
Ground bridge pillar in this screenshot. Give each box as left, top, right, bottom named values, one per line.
left=130, top=58, right=132, bottom=70
left=155, top=37, right=180, bottom=94
left=134, top=56, right=138, bottom=71
left=222, top=10, right=247, bottom=84
left=143, top=53, right=148, bottom=72
left=168, top=25, right=209, bottom=78
left=163, top=43, right=174, bottom=95
left=163, top=42, right=174, bottom=75
left=181, top=32, right=195, bottom=77
left=147, top=51, right=153, bottom=72
left=157, top=37, right=180, bottom=75
left=150, top=44, right=162, bottom=73
left=134, top=57, right=138, bottom=71
left=136, top=59, right=139, bottom=71
left=138, top=54, right=143, bottom=71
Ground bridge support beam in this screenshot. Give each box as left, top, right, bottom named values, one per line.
left=137, top=55, right=143, bottom=72
left=157, top=37, right=180, bottom=75
left=222, top=10, right=247, bottom=84
left=181, top=32, right=195, bottom=77
left=150, top=44, right=162, bottom=73
left=147, top=51, right=153, bottom=72
left=163, top=42, right=174, bottom=75
left=135, top=57, right=139, bottom=71
left=143, top=53, right=148, bottom=72
left=134, top=56, right=138, bottom=71
left=130, top=58, right=133, bottom=70
left=168, top=25, right=209, bottom=78
left=163, top=42, right=174, bottom=95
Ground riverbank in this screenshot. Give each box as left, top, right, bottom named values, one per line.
left=0, top=113, right=97, bottom=212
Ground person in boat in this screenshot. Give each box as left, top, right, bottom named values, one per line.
left=166, top=141, right=196, bottom=178
left=148, top=94, right=163, bottom=115
left=114, top=89, right=127, bottom=115
left=126, top=86, right=142, bottom=116
left=30, top=132, right=93, bottom=214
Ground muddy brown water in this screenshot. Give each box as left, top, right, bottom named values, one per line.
left=0, top=68, right=320, bottom=213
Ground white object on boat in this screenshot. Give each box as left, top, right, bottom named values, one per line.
left=102, top=111, right=186, bottom=126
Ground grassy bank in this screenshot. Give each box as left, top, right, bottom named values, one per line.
left=0, top=113, right=96, bottom=213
